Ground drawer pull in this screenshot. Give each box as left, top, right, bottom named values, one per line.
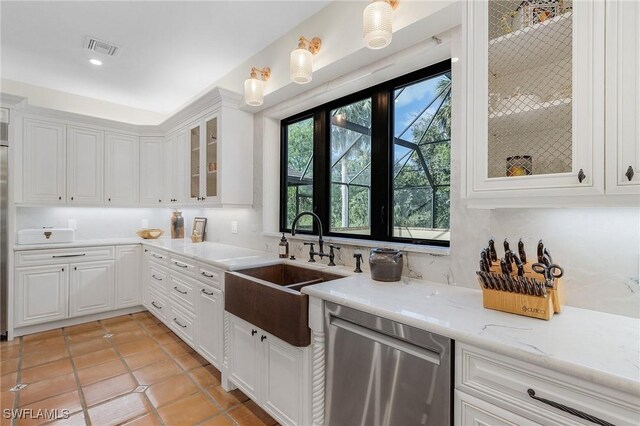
left=52, top=253, right=86, bottom=258
left=151, top=274, right=162, bottom=281
left=578, top=169, right=586, bottom=183
left=174, top=286, right=188, bottom=295
left=261, top=335, right=267, bottom=342
left=527, top=389, right=614, bottom=426
left=152, top=254, right=164, bottom=259
left=173, top=318, right=187, bottom=328
left=201, top=271, right=215, bottom=278
left=151, top=301, right=162, bottom=310
left=626, top=165, right=635, bottom=181
left=201, top=289, right=214, bottom=296
left=251, top=329, right=257, bottom=336
left=174, top=261, right=188, bottom=268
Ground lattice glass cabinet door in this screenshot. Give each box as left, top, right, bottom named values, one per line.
left=205, top=116, right=218, bottom=198
left=190, top=123, right=200, bottom=199
left=467, top=0, right=604, bottom=195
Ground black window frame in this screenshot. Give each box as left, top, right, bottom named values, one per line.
left=280, top=59, right=452, bottom=247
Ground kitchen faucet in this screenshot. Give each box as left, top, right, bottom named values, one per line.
left=291, top=211, right=329, bottom=262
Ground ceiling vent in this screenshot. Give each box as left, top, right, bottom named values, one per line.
left=84, top=36, right=120, bottom=57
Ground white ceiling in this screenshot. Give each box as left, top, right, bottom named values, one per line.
left=0, top=1, right=329, bottom=114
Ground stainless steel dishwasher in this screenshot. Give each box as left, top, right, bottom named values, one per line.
left=325, top=302, right=451, bottom=426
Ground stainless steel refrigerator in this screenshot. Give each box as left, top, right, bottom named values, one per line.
left=1, top=108, right=8, bottom=337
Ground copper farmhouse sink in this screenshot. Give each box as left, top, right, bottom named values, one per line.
left=225, top=264, right=342, bottom=346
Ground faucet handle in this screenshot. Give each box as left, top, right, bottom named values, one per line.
left=353, top=253, right=363, bottom=273
left=303, top=242, right=316, bottom=263
left=327, top=245, right=341, bottom=266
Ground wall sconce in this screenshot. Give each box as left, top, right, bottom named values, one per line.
left=290, top=36, right=322, bottom=84
left=244, top=67, right=271, bottom=107
left=363, top=0, right=399, bottom=50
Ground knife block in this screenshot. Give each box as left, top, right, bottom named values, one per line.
left=477, top=262, right=564, bottom=321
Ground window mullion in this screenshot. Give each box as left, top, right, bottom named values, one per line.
left=313, top=110, right=329, bottom=236
left=370, top=90, right=391, bottom=241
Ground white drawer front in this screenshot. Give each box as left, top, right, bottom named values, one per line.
left=169, top=254, right=196, bottom=277
left=144, top=246, right=169, bottom=265
left=168, top=272, right=196, bottom=313
left=147, top=289, right=168, bottom=321
left=457, top=344, right=640, bottom=426
left=147, top=263, right=168, bottom=296
left=197, top=263, right=222, bottom=290
left=168, top=303, right=195, bottom=345
left=16, top=246, right=115, bottom=267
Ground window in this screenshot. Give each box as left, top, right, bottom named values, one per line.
left=280, top=60, right=451, bottom=246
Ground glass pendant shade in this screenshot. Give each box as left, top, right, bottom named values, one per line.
left=244, top=77, right=264, bottom=106
left=363, top=0, right=393, bottom=50
left=290, top=48, right=313, bottom=84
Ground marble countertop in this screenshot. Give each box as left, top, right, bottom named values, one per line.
left=303, top=274, right=640, bottom=397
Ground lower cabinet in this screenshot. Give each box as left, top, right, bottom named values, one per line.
left=228, top=314, right=304, bottom=426
left=69, top=260, right=115, bottom=317
left=115, top=245, right=141, bottom=309
left=456, top=391, right=539, bottom=426
left=15, top=265, right=69, bottom=327
left=196, top=283, right=223, bottom=368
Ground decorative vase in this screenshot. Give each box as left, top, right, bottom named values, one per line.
left=171, top=210, right=185, bottom=239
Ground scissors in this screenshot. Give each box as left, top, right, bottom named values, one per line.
left=531, top=262, right=564, bottom=285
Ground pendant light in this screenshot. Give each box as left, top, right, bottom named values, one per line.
left=290, top=36, right=322, bottom=84
left=363, top=0, right=399, bottom=50
left=244, top=67, right=271, bottom=107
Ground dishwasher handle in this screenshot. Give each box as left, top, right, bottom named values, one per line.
left=330, top=316, right=441, bottom=366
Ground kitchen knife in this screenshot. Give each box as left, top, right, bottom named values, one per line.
left=537, top=240, right=545, bottom=263
left=481, top=249, right=492, bottom=268
left=543, top=248, right=553, bottom=265
left=500, top=258, right=509, bottom=275
left=512, top=254, right=524, bottom=277
left=503, top=238, right=510, bottom=255
left=504, top=251, right=513, bottom=273
left=488, top=238, right=498, bottom=262
left=518, top=239, right=527, bottom=264
left=476, top=271, right=488, bottom=289
left=479, top=258, right=488, bottom=273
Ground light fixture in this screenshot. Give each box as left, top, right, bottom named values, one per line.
left=363, top=0, right=399, bottom=50
left=89, top=58, right=102, bottom=66
left=290, top=36, right=322, bottom=84
left=244, top=67, right=271, bottom=107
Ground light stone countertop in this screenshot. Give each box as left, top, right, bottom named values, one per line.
left=302, top=274, right=640, bottom=397
left=14, top=237, right=144, bottom=250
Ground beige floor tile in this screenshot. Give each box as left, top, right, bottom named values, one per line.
left=173, top=352, right=209, bottom=371
left=205, top=386, right=249, bottom=410
left=0, top=338, right=21, bottom=348
left=64, top=321, right=103, bottom=335
left=82, top=372, right=137, bottom=407
left=189, top=365, right=221, bottom=388
left=44, top=411, right=88, bottom=426
left=72, top=347, right=119, bottom=370
left=1, top=372, right=18, bottom=391
left=65, top=328, right=107, bottom=343
left=22, top=329, right=63, bottom=343
left=17, top=390, right=82, bottom=426
left=143, top=323, right=171, bottom=336
left=117, top=337, right=159, bottom=357
left=21, top=347, right=69, bottom=369
left=100, top=315, right=134, bottom=326
left=1, top=390, right=15, bottom=411
left=120, top=412, right=162, bottom=426
left=152, top=331, right=182, bottom=346
left=68, top=336, right=112, bottom=356
left=0, top=344, right=22, bottom=360
left=123, top=350, right=169, bottom=371
left=161, top=341, right=194, bottom=357
left=131, top=311, right=153, bottom=320
left=137, top=317, right=162, bottom=329
left=77, top=359, right=128, bottom=387
left=157, top=392, right=220, bottom=425
left=228, top=401, right=278, bottom=426
left=145, top=373, right=199, bottom=408
left=104, top=321, right=142, bottom=334
left=0, top=358, right=19, bottom=375
left=110, top=329, right=148, bottom=346
left=87, top=392, right=151, bottom=426
left=132, top=359, right=182, bottom=386
left=200, top=414, right=236, bottom=426
left=18, top=373, right=77, bottom=406
left=21, top=358, right=73, bottom=384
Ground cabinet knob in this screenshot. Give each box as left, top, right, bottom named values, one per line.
left=70, top=196, right=74, bottom=201
left=251, top=329, right=257, bottom=336
left=158, top=199, right=162, bottom=203
left=626, top=166, right=635, bottom=182
left=261, top=335, right=267, bottom=342
left=74, top=266, right=77, bottom=270
left=108, top=198, right=111, bottom=202
left=577, top=169, right=586, bottom=183
left=58, top=196, right=62, bottom=200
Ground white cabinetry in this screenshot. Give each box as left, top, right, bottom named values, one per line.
left=605, top=0, right=640, bottom=194
left=66, top=126, right=103, bottom=204
left=228, top=314, right=304, bottom=426
left=165, top=130, right=186, bottom=204
left=69, top=260, right=114, bottom=317
left=196, top=283, right=223, bottom=367
left=115, top=245, right=141, bottom=309
left=105, top=132, right=139, bottom=204
left=15, top=265, right=68, bottom=327
left=23, top=118, right=66, bottom=203
left=456, top=391, right=539, bottom=426
left=139, top=136, right=165, bottom=204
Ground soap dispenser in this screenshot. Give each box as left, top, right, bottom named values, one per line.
left=279, top=233, right=289, bottom=259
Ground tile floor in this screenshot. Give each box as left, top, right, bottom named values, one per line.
left=0, top=312, right=279, bottom=426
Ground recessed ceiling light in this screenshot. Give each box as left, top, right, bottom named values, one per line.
left=89, top=58, right=102, bottom=66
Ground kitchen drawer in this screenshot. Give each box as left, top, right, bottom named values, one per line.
left=169, top=254, right=197, bottom=277
left=147, top=263, right=168, bottom=296
left=197, top=263, right=222, bottom=290
left=168, top=272, right=196, bottom=314
left=144, top=246, right=169, bottom=265
left=147, top=289, right=168, bottom=321
left=168, top=303, right=195, bottom=346
left=457, top=344, right=640, bottom=426
left=16, top=246, right=115, bottom=267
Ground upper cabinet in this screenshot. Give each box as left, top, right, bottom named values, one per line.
left=139, top=136, right=165, bottom=205
left=104, top=132, right=139, bottom=205
left=189, top=114, right=220, bottom=203
left=66, top=126, right=104, bottom=204
left=23, top=118, right=66, bottom=203
left=165, top=129, right=186, bottom=204
left=605, top=0, right=640, bottom=195
left=463, top=0, right=625, bottom=207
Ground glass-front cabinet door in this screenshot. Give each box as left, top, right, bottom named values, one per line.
left=190, top=123, right=201, bottom=200
left=466, top=0, right=604, bottom=199
left=205, top=116, right=218, bottom=198
left=187, top=113, right=220, bottom=203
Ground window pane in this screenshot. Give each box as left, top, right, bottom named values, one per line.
left=330, top=98, right=372, bottom=235
left=285, top=118, right=314, bottom=230
left=393, top=74, right=451, bottom=242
